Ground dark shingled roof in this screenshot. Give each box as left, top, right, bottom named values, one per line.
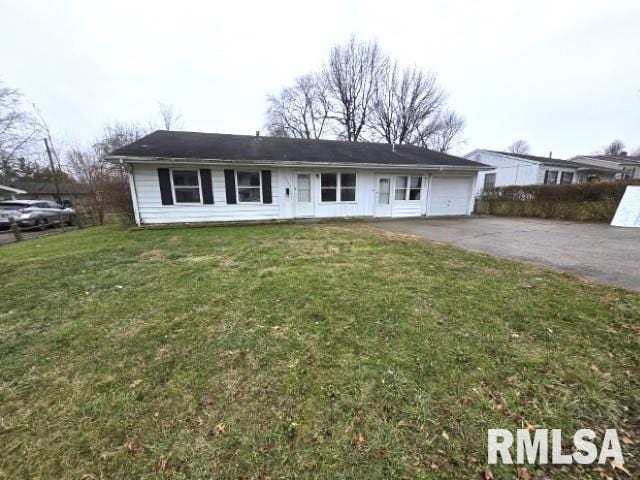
left=108, top=130, right=488, bottom=169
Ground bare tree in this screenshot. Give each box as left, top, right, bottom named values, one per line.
left=601, top=139, right=625, bottom=156
left=0, top=80, right=43, bottom=182
left=507, top=140, right=531, bottom=154
left=420, top=110, right=466, bottom=153
left=69, top=121, right=149, bottom=224
left=94, top=121, right=148, bottom=157
left=371, top=63, right=446, bottom=145
left=266, top=74, right=331, bottom=139
left=322, top=37, right=387, bottom=141
left=158, top=102, right=183, bottom=130
left=264, top=36, right=466, bottom=150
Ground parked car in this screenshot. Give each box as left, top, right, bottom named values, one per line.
left=0, top=200, right=75, bottom=230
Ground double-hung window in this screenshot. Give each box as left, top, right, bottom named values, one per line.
left=172, top=170, right=201, bottom=203
left=560, top=171, right=574, bottom=184
left=394, top=175, right=422, bottom=200
left=622, top=167, right=636, bottom=180
left=340, top=173, right=356, bottom=201
left=321, top=172, right=356, bottom=202
left=544, top=170, right=558, bottom=184
left=236, top=171, right=262, bottom=203
left=484, top=172, right=497, bottom=189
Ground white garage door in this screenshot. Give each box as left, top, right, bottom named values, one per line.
left=428, top=176, right=473, bottom=216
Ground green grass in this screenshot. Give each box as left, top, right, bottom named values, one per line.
left=0, top=224, right=638, bottom=479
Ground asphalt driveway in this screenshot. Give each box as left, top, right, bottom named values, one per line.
left=369, top=216, right=640, bottom=291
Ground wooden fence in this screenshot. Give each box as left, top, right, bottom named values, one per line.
left=3, top=209, right=97, bottom=244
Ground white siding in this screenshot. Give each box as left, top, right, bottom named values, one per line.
left=131, top=163, right=477, bottom=224
left=467, top=151, right=540, bottom=195
left=132, top=164, right=281, bottom=224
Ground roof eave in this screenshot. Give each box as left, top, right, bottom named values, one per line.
left=477, top=150, right=542, bottom=166
left=0, top=185, right=27, bottom=194
left=105, top=155, right=492, bottom=171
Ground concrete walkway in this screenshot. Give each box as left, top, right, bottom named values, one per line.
left=369, top=216, right=640, bottom=292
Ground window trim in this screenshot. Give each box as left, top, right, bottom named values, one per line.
left=545, top=170, right=559, bottom=184
left=296, top=173, right=312, bottom=203
left=319, top=172, right=357, bottom=203
left=560, top=171, right=574, bottom=184
left=484, top=172, right=497, bottom=190
left=622, top=167, right=636, bottom=180
left=394, top=175, right=423, bottom=201
left=235, top=170, right=263, bottom=204
left=170, top=168, right=203, bottom=205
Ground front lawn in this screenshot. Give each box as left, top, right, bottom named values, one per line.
left=0, top=224, right=638, bottom=479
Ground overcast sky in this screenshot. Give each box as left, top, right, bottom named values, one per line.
left=2, top=0, right=639, bottom=158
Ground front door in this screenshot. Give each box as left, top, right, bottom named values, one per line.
left=374, top=175, right=392, bottom=217
left=294, top=173, right=314, bottom=218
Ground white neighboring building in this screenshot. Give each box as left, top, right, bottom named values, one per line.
left=106, top=130, right=491, bottom=226
left=569, top=154, right=640, bottom=181
left=464, top=150, right=619, bottom=195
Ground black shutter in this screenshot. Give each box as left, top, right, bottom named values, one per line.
left=224, top=169, right=237, bottom=204
left=543, top=170, right=549, bottom=184
left=261, top=170, right=272, bottom=204
left=200, top=169, right=214, bottom=204
left=158, top=168, right=173, bottom=205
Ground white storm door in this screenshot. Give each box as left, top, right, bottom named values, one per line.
left=374, top=175, right=392, bottom=217
left=294, top=173, right=314, bottom=218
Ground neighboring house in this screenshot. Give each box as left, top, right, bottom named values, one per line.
left=569, top=154, right=640, bottom=181
left=106, top=130, right=490, bottom=226
left=465, top=150, right=618, bottom=195
left=0, top=184, right=27, bottom=200
left=10, top=182, right=94, bottom=203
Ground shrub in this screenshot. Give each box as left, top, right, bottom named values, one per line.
left=476, top=181, right=640, bottom=222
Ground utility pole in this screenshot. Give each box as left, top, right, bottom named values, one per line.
left=44, top=137, right=62, bottom=202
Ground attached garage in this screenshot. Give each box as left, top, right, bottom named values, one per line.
left=427, top=176, right=474, bottom=216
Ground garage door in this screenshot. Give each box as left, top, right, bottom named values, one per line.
left=428, top=176, right=473, bottom=216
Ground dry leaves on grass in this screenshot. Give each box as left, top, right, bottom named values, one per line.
left=271, top=325, right=289, bottom=337
left=356, top=433, right=366, bottom=450
left=138, top=250, right=167, bottom=262
left=517, top=467, right=532, bottom=479
left=590, top=364, right=612, bottom=380
left=154, top=347, right=168, bottom=360
left=124, top=439, right=144, bottom=456
left=129, top=379, right=142, bottom=389
left=189, top=416, right=205, bottom=430
left=152, top=457, right=170, bottom=473
left=207, top=422, right=226, bottom=440
left=198, top=395, right=216, bottom=408
left=609, top=460, right=631, bottom=477
left=100, top=439, right=144, bottom=460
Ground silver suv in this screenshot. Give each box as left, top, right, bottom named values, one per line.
left=0, top=200, right=75, bottom=230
